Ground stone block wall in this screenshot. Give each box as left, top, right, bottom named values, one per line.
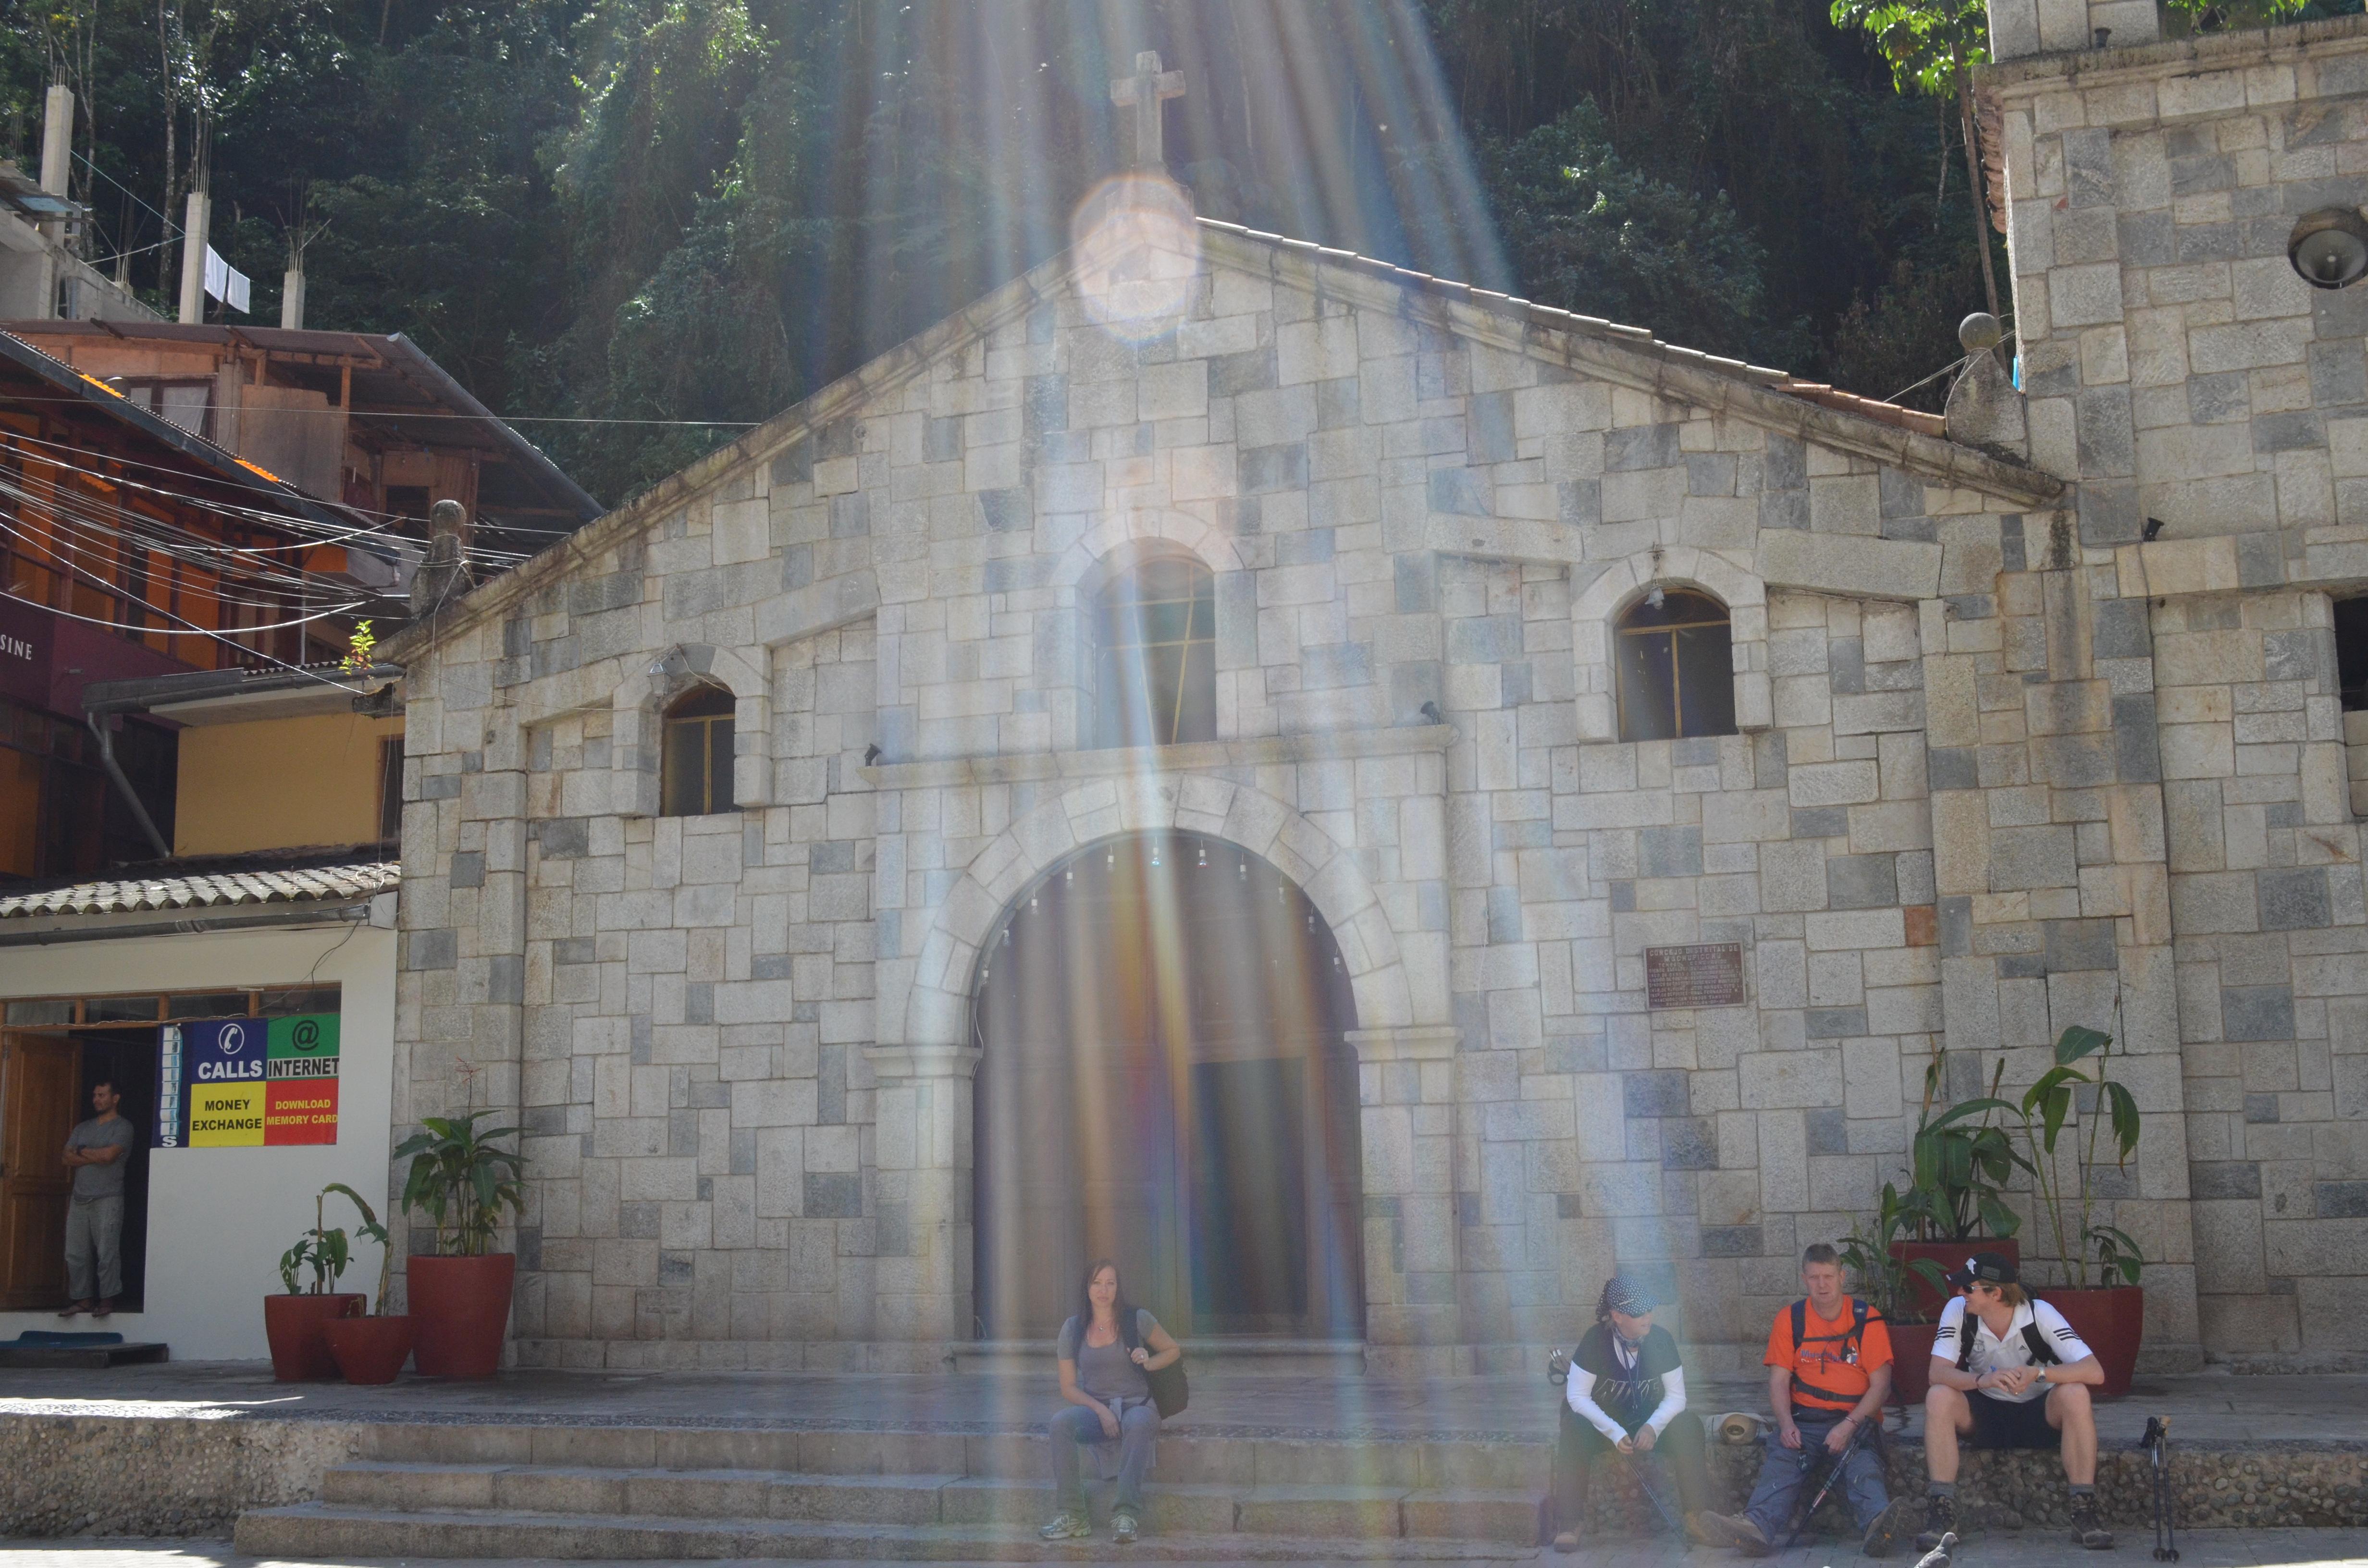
left=2151, top=587, right=2368, bottom=1356
left=1983, top=13, right=2368, bottom=1366
left=387, top=194, right=2368, bottom=1368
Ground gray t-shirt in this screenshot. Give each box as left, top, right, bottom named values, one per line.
left=66, top=1115, right=134, bottom=1199
left=1058, top=1310, right=1159, bottom=1402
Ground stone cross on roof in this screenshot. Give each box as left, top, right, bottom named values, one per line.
left=1110, top=50, right=1185, bottom=172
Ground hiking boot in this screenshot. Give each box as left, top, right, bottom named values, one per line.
left=2069, top=1494, right=2113, bottom=1551
left=1111, top=1512, right=1139, bottom=1544
left=1039, top=1509, right=1091, bottom=1541
left=1686, top=1511, right=1725, bottom=1548
left=1697, top=1511, right=1773, bottom=1556
left=1862, top=1498, right=1911, bottom=1558
left=1552, top=1531, right=1580, bottom=1554
left=1914, top=1494, right=1957, bottom=1553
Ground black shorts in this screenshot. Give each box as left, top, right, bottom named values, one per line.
left=1967, top=1390, right=2058, bottom=1450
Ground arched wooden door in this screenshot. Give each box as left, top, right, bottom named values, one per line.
left=972, top=831, right=1364, bottom=1341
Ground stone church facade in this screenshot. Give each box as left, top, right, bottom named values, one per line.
left=386, top=12, right=2368, bottom=1373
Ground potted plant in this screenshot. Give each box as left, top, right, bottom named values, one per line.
left=317, top=1182, right=414, bottom=1384
left=395, top=1107, right=525, bottom=1378
left=2009, top=1022, right=2147, bottom=1398
left=1892, top=1048, right=2029, bottom=1318
left=1840, top=1184, right=1951, bottom=1406
left=264, top=1189, right=367, bottom=1381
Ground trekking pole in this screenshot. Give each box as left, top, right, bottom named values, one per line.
left=1628, top=1442, right=1687, bottom=1537
left=2141, top=1416, right=2178, bottom=1562
left=1781, top=1419, right=1874, bottom=1549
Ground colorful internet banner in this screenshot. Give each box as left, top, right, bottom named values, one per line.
left=154, top=1015, right=340, bottom=1148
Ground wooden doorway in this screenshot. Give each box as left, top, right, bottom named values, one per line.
left=972, top=832, right=1364, bottom=1342
left=0, top=1031, right=78, bottom=1309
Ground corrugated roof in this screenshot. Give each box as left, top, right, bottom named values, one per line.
left=0, top=859, right=398, bottom=919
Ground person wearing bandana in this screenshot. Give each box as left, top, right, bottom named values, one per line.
left=1546, top=1274, right=1714, bottom=1552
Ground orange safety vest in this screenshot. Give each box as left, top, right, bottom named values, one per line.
left=1781, top=1297, right=1879, bottom=1412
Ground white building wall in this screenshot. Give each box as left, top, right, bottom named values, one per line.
left=0, top=921, right=396, bottom=1360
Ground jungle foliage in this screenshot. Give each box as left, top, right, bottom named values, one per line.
left=3, top=0, right=2348, bottom=504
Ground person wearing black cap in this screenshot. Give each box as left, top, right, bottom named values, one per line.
left=1920, top=1251, right=2110, bottom=1551
left=1544, top=1275, right=1714, bottom=1552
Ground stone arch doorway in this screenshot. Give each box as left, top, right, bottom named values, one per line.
left=972, top=829, right=1366, bottom=1342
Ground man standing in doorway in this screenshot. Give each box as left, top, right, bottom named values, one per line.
left=1698, top=1243, right=1910, bottom=1556
left=1920, top=1252, right=2111, bottom=1550
left=59, top=1078, right=134, bottom=1319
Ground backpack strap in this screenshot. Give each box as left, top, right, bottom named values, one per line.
left=1792, top=1298, right=1872, bottom=1359
left=1955, top=1307, right=1978, bottom=1372
left=1120, top=1309, right=1142, bottom=1353
left=2021, top=1321, right=2060, bottom=1365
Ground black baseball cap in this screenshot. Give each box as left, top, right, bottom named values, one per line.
left=1946, top=1251, right=2018, bottom=1288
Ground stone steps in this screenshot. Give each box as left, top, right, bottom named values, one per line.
left=237, top=1447, right=1547, bottom=1560
left=360, top=1419, right=1554, bottom=1491
left=234, top=1500, right=1542, bottom=1562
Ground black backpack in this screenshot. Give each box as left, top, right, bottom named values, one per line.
left=1119, top=1309, right=1189, bottom=1418
left=1790, top=1297, right=1874, bottom=1361
left=1953, top=1307, right=2060, bottom=1372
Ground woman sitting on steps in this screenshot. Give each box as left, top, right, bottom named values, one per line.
left=1548, top=1274, right=1717, bottom=1553
left=1038, top=1258, right=1182, bottom=1546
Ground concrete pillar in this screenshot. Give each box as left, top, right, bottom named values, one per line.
left=177, top=189, right=209, bottom=325
left=1343, top=1024, right=1463, bottom=1373
left=281, top=262, right=305, bottom=331
left=864, top=1041, right=980, bottom=1366
left=39, top=86, right=71, bottom=199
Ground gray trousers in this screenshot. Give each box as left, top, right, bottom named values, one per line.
left=1741, top=1409, right=1890, bottom=1538
left=64, top=1194, right=123, bottom=1301
left=1049, top=1401, right=1159, bottom=1516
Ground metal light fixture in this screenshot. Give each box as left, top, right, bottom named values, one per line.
left=2290, top=208, right=2368, bottom=289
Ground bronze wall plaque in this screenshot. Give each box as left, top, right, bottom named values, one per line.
left=1645, top=943, right=1747, bottom=1010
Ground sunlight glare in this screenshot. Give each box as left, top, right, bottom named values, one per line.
left=1069, top=174, right=1202, bottom=346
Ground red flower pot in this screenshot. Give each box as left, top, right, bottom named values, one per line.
left=263, top=1293, right=365, bottom=1381
left=1890, top=1238, right=2018, bottom=1322
left=2036, top=1284, right=2144, bottom=1400
left=322, top=1314, right=414, bottom=1384
left=1887, top=1320, right=1938, bottom=1407
left=407, top=1253, right=515, bottom=1378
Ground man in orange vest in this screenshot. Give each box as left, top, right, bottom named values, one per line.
left=1697, top=1244, right=1911, bottom=1556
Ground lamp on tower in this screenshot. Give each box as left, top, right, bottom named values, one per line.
left=2289, top=208, right=2368, bottom=290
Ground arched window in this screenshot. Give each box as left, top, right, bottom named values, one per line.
left=1095, top=555, right=1215, bottom=748
left=661, top=684, right=737, bottom=816
left=1616, top=587, right=1735, bottom=742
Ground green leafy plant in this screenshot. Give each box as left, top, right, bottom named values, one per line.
left=1839, top=1182, right=1951, bottom=1324
left=394, top=1109, right=526, bottom=1258
left=2011, top=1024, right=2147, bottom=1288
left=323, top=1182, right=395, bottom=1314
left=1908, top=1048, right=2029, bottom=1241
left=278, top=1186, right=361, bottom=1294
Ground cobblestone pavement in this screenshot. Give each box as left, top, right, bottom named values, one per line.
left=1, top=1365, right=2363, bottom=1446
left=2, top=1531, right=2368, bottom=1568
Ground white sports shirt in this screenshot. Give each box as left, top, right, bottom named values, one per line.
left=1928, top=1297, right=2096, bottom=1403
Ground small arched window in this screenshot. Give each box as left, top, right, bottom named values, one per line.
left=1616, top=587, right=1735, bottom=742
left=661, top=684, right=737, bottom=816
left=1095, top=555, right=1216, bottom=748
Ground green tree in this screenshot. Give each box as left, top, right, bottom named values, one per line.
left=1828, top=0, right=2000, bottom=319
left=1454, top=102, right=1776, bottom=359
